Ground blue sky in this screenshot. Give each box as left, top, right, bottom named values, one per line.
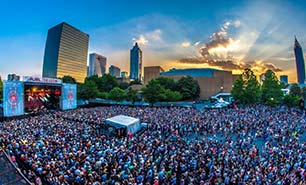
left=1, top=0, right=306, bottom=82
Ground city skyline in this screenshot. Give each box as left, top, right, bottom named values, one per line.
left=1, top=0, right=306, bottom=82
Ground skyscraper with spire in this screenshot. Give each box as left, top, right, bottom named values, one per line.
left=294, top=36, right=306, bottom=84
left=130, top=42, right=142, bottom=81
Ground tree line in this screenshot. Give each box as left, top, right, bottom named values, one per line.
left=61, top=74, right=200, bottom=103
left=231, top=68, right=306, bottom=106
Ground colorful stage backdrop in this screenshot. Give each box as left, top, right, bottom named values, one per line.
left=61, top=83, right=77, bottom=110
left=3, top=81, right=24, bottom=117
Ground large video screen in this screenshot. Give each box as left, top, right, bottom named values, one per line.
left=24, top=84, right=61, bottom=112
left=3, top=81, right=24, bottom=117
left=61, top=83, right=77, bottom=110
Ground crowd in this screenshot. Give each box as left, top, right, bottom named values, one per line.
left=0, top=105, right=305, bottom=184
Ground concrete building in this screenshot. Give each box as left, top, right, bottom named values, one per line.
left=161, top=68, right=238, bottom=99
left=42, top=22, right=89, bottom=83
left=294, top=37, right=306, bottom=84
left=130, top=43, right=142, bottom=81
left=144, top=66, right=165, bottom=85
left=280, top=75, right=288, bottom=84
left=109, top=65, right=121, bottom=77
left=88, top=53, right=107, bottom=77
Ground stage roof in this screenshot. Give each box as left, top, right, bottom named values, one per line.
left=105, top=115, right=141, bottom=134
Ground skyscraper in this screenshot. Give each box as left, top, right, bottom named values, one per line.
left=42, top=22, right=89, bottom=83
left=294, top=36, right=306, bottom=84
left=280, top=75, right=288, bottom=84
left=88, top=53, right=107, bottom=77
left=109, top=65, right=121, bottom=77
left=130, top=42, right=142, bottom=81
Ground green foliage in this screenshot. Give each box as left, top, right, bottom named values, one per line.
left=155, top=77, right=177, bottom=91
left=261, top=70, right=283, bottom=104
left=99, top=74, right=118, bottom=92
left=77, top=80, right=99, bottom=100
left=85, top=75, right=100, bottom=86
left=119, top=82, right=129, bottom=90
left=127, top=89, right=139, bottom=103
left=86, top=74, right=118, bottom=92
left=163, top=89, right=183, bottom=102
left=62, top=75, right=76, bottom=84
left=108, top=87, right=126, bottom=102
left=231, top=68, right=261, bottom=104
left=176, top=76, right=200, bottom=100
left=243, top=68, right=261, bottom=104
left=142, top=80, right=166, bottom=103
left=231, top=75, right=244, bottom=102
left=283, top=95, right=300, bottom=107
left=280, top=82, right=289, bottom=89
left=97, top=91, right=108, bottom=99
left=290, top=83, right=301, bottom=97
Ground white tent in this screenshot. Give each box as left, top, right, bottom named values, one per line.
left=105, top=115, right=141, bottom=134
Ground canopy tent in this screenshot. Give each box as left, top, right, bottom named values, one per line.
left=105, top=115, right=141, bottom=134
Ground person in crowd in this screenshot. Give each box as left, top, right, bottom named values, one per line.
left=0, top=105, right=305, bottom=184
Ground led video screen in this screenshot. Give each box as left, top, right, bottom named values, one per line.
left=24, top=84, right=61, bottom=112
left=61, top=83, right=77, bottom=110
left=3, top=81, right=24, bottom=117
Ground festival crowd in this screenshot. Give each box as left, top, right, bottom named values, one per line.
left=0, top=105, right=305, bottom=184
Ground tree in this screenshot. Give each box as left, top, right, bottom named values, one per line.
left=62, top=75, right=76, bottom=84
left=231, top=75, right=244, bottom=102
left=243, top=68, right=261, bottom=104
left=77, top=80, right=99, bottom=100
left=119, top=82, right=129, bottom=90
left=231, top=68, right=261, bottom=104
left=283, top=95, right=300, bottom=107
left=176, top=76, right=200, bottom=100
left=85, top=75, right=100, bottom=86
left=290, top=83, right=301, bottom=97
left=261, top=70, right=283, bottom=105
left=127, top=89, right=139, bottom=104
left=155, top=77, right=177, bottom=91
left=99, top=74, right=118, bottom=92
left=142, top=80, right=166, bottom=104
left=108, top=87, right=126, bottom=102
left=163, top=89, right=183, bottom=102
left=0, top=78, right=3, bottom=102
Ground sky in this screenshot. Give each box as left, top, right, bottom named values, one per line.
left=1, top=0, right=306, bottom=83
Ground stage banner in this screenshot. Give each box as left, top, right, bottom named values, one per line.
left=3, top=81, right=24, bottom=117
left=61, top=83, right=77, bottom=110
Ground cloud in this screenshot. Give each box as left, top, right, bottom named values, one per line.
left=181, top=41, right=191, bottom=47
left=133, top=34, right=149, bottom=45
left=198, top=21, right=236, bottom=61
left=234, top=20, right=241, bottom=27
left=179, top=58, right=282, bottom=73
left=148, top=29, right=162, bottom=41
left=194, top=41, right=201, bottom=46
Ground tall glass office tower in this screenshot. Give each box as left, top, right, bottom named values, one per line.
left=294, top=37, right=306, bottom=84
left=42, top=22, right=89, bottom=83
left=88, top=53, right=107, bottom=77
left=130, top=43, right=142, bottom=81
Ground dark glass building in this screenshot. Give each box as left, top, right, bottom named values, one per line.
left=280, top=75, right=288, bottom=84
left=42, top=22, right=89, bottom=83
left=294, top=37, right=306, bottom=84
left=130, top=43, right=142, bottom=81
left=109, top=65, right=121, bottom=77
